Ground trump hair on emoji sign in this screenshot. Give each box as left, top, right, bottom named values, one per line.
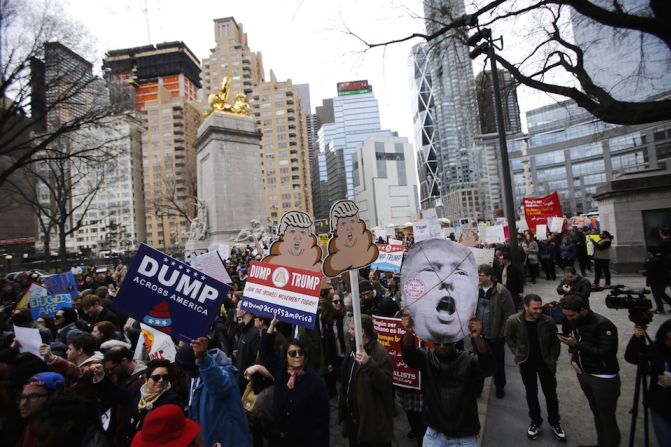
left=262, top=211, right=323, bottom=272
left=400, top=239, right=478, bottom=344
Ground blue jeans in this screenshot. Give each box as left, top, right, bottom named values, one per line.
left=422, top=427, right=479, bottom=447
left=652, top=409, right=671, bottom=447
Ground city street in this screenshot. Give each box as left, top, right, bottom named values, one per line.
left=329, top=273, right=666, bottom=447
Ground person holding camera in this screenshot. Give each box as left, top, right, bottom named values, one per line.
left=556, top=267, right=592, bottom=307
left=624, top=319, right=671, bottom=447
left=559, top=294, right=620, bottom=447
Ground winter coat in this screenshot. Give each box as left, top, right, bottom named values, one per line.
left=592, top=237, right=612, bottom=260
left=261, top=332, right=330, bottom=447
left=505, top=312, right=560, bottom=373
left=477, top=283, right=515, bottom=340
left=561, top=311, right=619, bottom=375
left=339, top=336, right=394, bottom=445
left=401, top=332, right=494, bottom=437
left=523, top=240, right=539, bottom=264
left=189, top=349, right=252, bottom=447
left=556, top=275, right=592, bottom=305
left=560, top=242, right=577, bottom=261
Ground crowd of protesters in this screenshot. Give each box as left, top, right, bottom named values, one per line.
left=0, top=227, right=669, bottom=447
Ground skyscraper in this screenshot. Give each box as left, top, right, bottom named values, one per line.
left=475, top=69, right=521, bottom=135
left=250, top=71, right=313, bottom=227
left=200, top=17, right=264, bottom=104
left=103, top=42, right=202, bottom=253
left=423, top=0, right=484, bottom=221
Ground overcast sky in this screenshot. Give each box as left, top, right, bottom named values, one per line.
left=66, top=0, right=553, bottom=140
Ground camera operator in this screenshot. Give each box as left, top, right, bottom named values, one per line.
left=556, top=267, right=592, bottom=307
left=559, top=294, right=620, bottom=447
left=644, top=227, right=671, bottom=314
left=624, top=319, right=671, bottom=446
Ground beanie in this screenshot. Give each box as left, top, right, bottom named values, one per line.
left=358, top=280, right=374, bottom=294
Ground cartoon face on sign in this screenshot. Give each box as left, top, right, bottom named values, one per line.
left=263, top=211, right=323, bottom=272
left=400, top=239, right=478, bottom=344
left=323, top=200, right=379, bottom=277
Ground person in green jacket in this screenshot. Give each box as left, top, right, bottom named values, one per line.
left=505, top=294, right=565, bottom=442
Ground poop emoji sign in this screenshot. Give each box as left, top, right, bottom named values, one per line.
left=263, top=211, right=323, bottom=272
left=322, top=200, right=379, bottom=277
left=400, top=239, right=479, bottom=344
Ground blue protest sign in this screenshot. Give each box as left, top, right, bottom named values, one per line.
left=112, top=244, right=230, bottom=343
left=43, top=272, right=78, bottom=298
left=27, top=284, right=63, bottom=319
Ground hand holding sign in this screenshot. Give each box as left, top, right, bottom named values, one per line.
left=191, top=337, right=209, bottom=361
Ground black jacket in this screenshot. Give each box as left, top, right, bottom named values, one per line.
left=562, top=311, right=619, bottom=375
left=503, top=263, right=524, bottom=298
left=236, top=319, right=260, bottom=391
left=556, top=276, right=592, bottom=305
left=625, top=333, right=671, bottom=422
left=401, top=333, right=494, bottom=437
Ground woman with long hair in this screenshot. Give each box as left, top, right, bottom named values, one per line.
left=522, top=232, right=540, bottom=284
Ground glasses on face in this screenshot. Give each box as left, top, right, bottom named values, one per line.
left=19, top=393, right=48, bottom=403
left=332, top=300, right=342, bottom=305
left=287, top=349, right=305, bottom=358
left=149, top=374, right=170, bottom=382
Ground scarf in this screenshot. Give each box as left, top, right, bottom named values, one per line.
left=138, top=382, right=171, bottom=411
left=286, top=366, right=305, bottom=390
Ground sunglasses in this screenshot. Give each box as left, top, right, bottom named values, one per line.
left=149, top=374, right=170, bottom=382
left=287, top=349, right=305, bottom=358
left=332, top=300, right=342, bottom=304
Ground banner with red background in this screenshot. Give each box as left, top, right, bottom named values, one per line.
left=523, top=192, right=563, bottom=234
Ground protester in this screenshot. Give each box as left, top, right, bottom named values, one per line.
left=52, top=307, right=82, bottom=348
left=522, top=233, right=540, bottom=284
left=556, top=266, right=592, bottom=307
left=15, top=372, right=65, bottom=447
left=575, top=229, right=591, bottom=277
left=235, top=299, right=260, bottom=392
left=320, top=290, right=348, bottom=398
left=559, top=294, right=620, bottom=447
left=500, top=251, right=524, bottom=311
left=247, top=314, right=329, bottom=446
left=505, top=294, right=565, bottom=442
left=401, top=313, right=493, bottom=447
left=559, top=237, right=577, bottom=269
left=176, top=336, right=252, bottom=447
left=339, top=314, right=393, bottom=447
left=80, top=294, right=120, bottom=328
left=359, top=279, right=398, bottom=317
left=538, top=235, right=558, bottom=280
left=92, top=358, right=181, bottom=446
left=624, top=318, right=671, bottom=447
left=591, top=231, right=613, bottom=288
left=130, top=404, right=202, bottom=447
left=476, top=264, right=515, bottom=398
left=645, top=228, right=671, bottom=314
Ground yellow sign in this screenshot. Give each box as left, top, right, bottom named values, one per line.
left=319, top=233, right=329, bottom=247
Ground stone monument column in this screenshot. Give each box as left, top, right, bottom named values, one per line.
left=185, top=112, right=266, bottom=256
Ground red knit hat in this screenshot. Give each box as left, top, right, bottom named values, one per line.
left=142, top=301, right=172, bottom=333
left=130, top=404, right=200, bottom=447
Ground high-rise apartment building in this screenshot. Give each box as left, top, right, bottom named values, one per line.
left=475, top=69, right=521, bottom=135
left=250, top=71, right=313, bottom=227
left=103, top=42, right=202, bottom=253
left=311, top=99, right=335, bottom=220
left=354, top=136, right=420, bottom=228
left=200, top=17, right=264, bottom=104
left=423, top=0, right=484, bottom=222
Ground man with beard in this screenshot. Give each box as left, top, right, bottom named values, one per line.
left=401, top=313, right=493, bottom=447
left=475, top=264, right=515, bottom=398
left=505, top=294, right=565, bottom=442
left=559, top=294, right=620, bottom=447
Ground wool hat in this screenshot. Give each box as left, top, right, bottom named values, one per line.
left=143, top=301, right=172, bottom=333
left=174, top=344, right=196, bottom=371
left=130, top=404, right=201, bottom=447
left=358, top=280, right=374, bottom=294
left=26, top=372, right=65, bottom=393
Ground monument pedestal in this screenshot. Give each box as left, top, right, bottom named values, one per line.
left=185, top=112, right=266, bottom=259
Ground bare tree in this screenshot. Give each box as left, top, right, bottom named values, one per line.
left=0, top=0, right=112, bottom=188
left=351, top=0, right=671, bottom=125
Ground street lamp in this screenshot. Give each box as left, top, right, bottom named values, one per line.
left=4, top=254, right=12, bottom=273
left=467, top=27, right=521, bottom=264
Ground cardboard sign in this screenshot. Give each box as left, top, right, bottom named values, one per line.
left=264, top=211, right=323, bottom=272
left=536, top=224, right=548, bottom=241
left=13, top=325, right=42, bottom=357
left=27, top=284, right=65, bottom=319
left=370, top=243, right=404, bottom=273
left=469, top=247, right=495, bottom=266
left=43, top=272, right=78, bottom=298
left=112, top=244, right=230, bottom=343
left=191, top=251, right=232, bottom=285
left=373, top=316, right=421, bottom=390
left=548, top=216, right=564, bottom=234
left=241, top=260, right=322, bottom=329
left=133, top=323, right=177, bottom=362
left=485, top=225, right=506, bottom=244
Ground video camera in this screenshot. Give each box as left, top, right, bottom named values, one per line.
left=604, top=285, right=653, bottom=326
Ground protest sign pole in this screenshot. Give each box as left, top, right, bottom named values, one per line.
left=349, top=269, right=363, bottom=353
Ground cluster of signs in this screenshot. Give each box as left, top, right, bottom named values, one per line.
left=17, top=272, right=78, bottom=320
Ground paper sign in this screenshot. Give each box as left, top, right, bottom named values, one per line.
left=548, top=217, right=564, bottom=233
left=373, top=316, right=421, bottom=390
left=516, top=220, right=529, bottom=232
left=422, top=208, right=438, bottom=221
left=413, top=221, right=431, bottom=242
left=13, top=325, right=42, bottom=357
left=27, top=284, right=66, bottom=319
left=536, top=224, right=548, bottom=241
left=241, top=260, right=322, bottom=329
left=469, top=247, right=495, bottom=266
left=485, top=225, right=506, bottom=244
left=133, top=323, right=177, bottom=362
left=112, top=244, right=231, bottom=343
left=385, top=227, right=396, bottom=239
left=192, top=251, right=232, bottom=285
left=370, top=243, right=404, bottom=273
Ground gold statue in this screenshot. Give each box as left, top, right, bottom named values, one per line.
left=204, top=76, right=251, bottom=117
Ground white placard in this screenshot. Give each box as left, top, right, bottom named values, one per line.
left=192, top=251, right=233, bottom=284
left=13, top=325, right=42, bottom=357
left=536, top=224, right=548, bottom=240
left=548, top=217, right=564, bottom=233
left=422, top=208, right=438, bottom=221
left=133, top=323, right=177, bottom=362
left=469, top=247, right=495, bottom=266
left=516, top=220, right=529, bottom=231
left=485, top=225, right=506, bottom=244
left=413, top=221, right=431, bottom=242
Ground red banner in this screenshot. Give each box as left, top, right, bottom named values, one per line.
left=373, top=316, right=421, bottom=390
left=523, top=192, right=563, bottom=234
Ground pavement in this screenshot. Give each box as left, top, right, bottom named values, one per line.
left=328, top=272, right=668, bottom=446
